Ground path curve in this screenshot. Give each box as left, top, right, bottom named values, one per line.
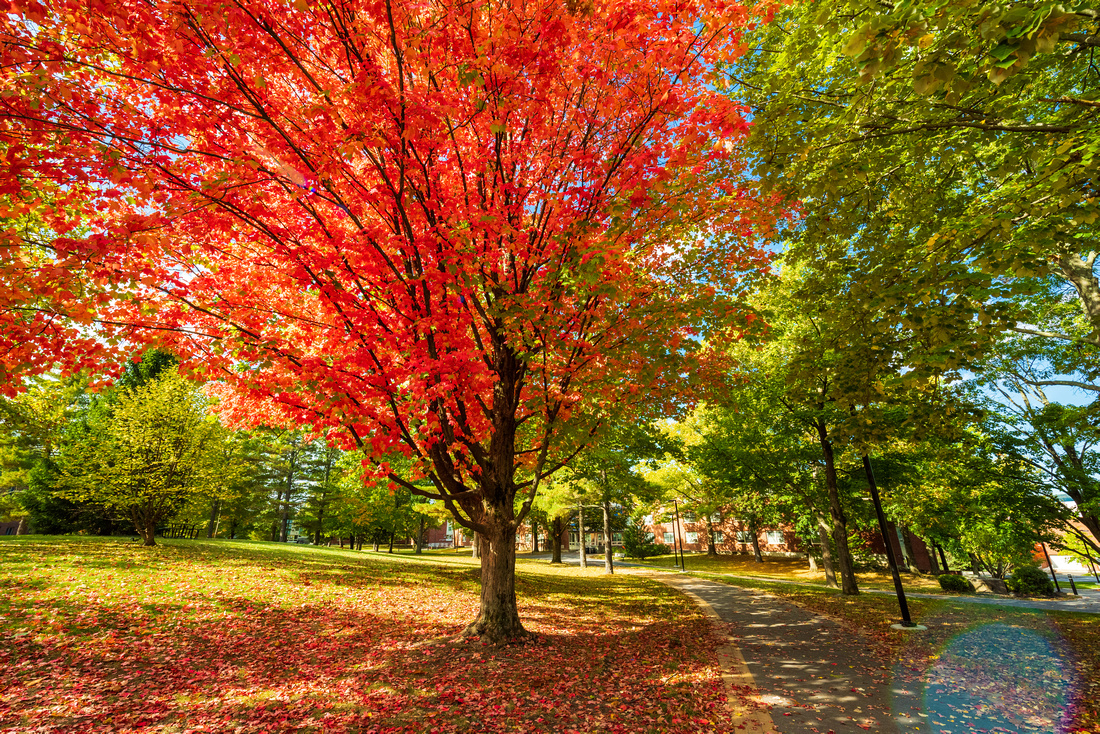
left=635, top=570, right=924, bottom=734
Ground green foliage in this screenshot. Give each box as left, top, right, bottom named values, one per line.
left=1006, top=565, right=1056, bottom=597
left=622, top=519, right=668, bottom=559
left=57, top=368, right=226, bottom=544
left=938, top=573, right=974, bottom=594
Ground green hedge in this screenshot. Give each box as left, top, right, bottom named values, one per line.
left=938, top=573, right=974, bottom=593
left=1006, top=566, right=1055, bottom=597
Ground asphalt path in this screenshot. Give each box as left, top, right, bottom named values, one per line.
left=531, top=551, right=1100, bottom=614
left=653, top=574, right=924, bottom=734
left=528, top=554, right=1088, bottom=732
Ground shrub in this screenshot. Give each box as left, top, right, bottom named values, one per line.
left=622, top=521, right=671, bottom=559
left=938, top=573, right=974, bottom=593
left=1006, top=565, right=1055, bottom=597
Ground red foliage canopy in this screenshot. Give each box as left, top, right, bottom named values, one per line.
left=1, top=0, right=776, bottom=639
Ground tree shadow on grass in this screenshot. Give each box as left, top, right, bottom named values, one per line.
left=1, top=585, right=732, bottom=734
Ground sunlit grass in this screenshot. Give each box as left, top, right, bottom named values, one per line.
left=626, top=551, right=948, bottom=592
left=0, top=536, right=738, bottom=733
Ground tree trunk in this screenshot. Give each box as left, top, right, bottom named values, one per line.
left=924, top=537, right=941, bottom=574
left=603, top=500, right=614, bottom=574
left=372, top=531, right=380, bottom=552
left=807, top=553, right=817, bottom=571
left=388, top=530, right=395, bottom=553
left=463, top=518, right=529, bottom=645
left=206, top=499, right=220, bottom=539
left=550, top=516, right=563, bottom=564
left=270, top=486, right=283, bottom=541
left=133, top=510, right=157, bottom=547
left=1058, top=251, right=1100, bottom=337
left=314, top=499, right=325, bottom=545
left=816, top=421, right=858, bottom=595
left=899, top=527, right=920, bottom=573
left=706, top=518, right=718, bottom=556
left=531, top=522, right=539, bottom=553
left=415, top=516, right=425, bottom=554
left=749, top=515, right=762, bottom=562
left=472, top=531, right=481, bottom=559
left=816, top=510, right=838, bottom=588
left=578, top=502, right=587, bottom=569
left=937, top=543, right=950, bottom=572
left=15, top=516, right=26, bottom=535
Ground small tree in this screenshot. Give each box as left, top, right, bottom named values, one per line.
left=58, top=369, right=223, bottom=546
left=622, top=518, right=669, bottom=560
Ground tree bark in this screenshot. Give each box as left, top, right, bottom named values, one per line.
left=603, top=499, right=614, bottom=574
left=388, top=529, right=395, bottom=553
left=463, top=518, right=529, bottom=645
left=923, top=537, right=940, bottom=574
left=206, top=499, right=220, bottom=539
left=133, top=509, right=157, bottom=547
left=1058, top=251, right=1100, bottom=337
left=415, top=516, right=425, bottom=554
left=550, top=516, right=563, bottom=564
left=807, top=553, right=817, bottom=571
left=900, top=527, right=921, bottom=573
left=314, top=496, right=325, bottom=545
left=472, top=531, right=481, bottom=559
left=816, top=420, right=858, bottom=594
left=749, top=516, right=763, bottom=562
left=531, top=522, right=539, bottom=553
left=578, top=502, right=587, bottom=569
left=706, top=517, right=718, bottom=556
left=816, top=510, right=838, bottom=588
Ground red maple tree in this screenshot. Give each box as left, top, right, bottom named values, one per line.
left=1, top=0, right=776, bottom=642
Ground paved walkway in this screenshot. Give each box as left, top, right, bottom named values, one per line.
left=649, top=573, right=923, bottom=734
left=531, top=552, right=1100, bottom=614
left=629, top=570, right=1081, bottom=734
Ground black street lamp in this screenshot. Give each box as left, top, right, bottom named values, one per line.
left=863, top=455, right=919, bottom=629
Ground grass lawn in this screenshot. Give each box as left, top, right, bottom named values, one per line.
left=698, top=571, right=1100, bottom=733
left=0, top=537, right=742, bottom=734
left=628, top=551, right=948, bottom=593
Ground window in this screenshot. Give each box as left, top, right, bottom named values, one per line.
left=663, top=532, right=674, bottom=545
left=683, top=511, right=697, bottom=522
left=710, top=513, right=721, bottom=524
left=643, top=514, right=654, bottom=525
left=645, top=532, right=655, bottom=543
left=612, top=533, right=623, bottom=542
left=570, top=532, right=579, bottom=544
left=766, top=531, right=785, bottom=545
left=736, top=530, right=753, bottom=543
left=714, top=531, right=724, bottom=543
left=686, top=532, right=698, bottom=544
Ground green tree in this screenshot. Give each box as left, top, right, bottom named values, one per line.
left=57, top=368, right=224, bottom=546
left=733, top=0, right=1100, bottom=386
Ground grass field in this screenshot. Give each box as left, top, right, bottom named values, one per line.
left=626, top=551, right=949, bottom=592
left=0, top=537, right=746, bottom=733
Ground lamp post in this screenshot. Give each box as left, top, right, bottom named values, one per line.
left=673, top=499, right=686, bottom=571
left=578, top=499, right=587, bottom=570
left=863, top=455, right=917, bottom=628
left=1040, top=543, right=1061, bottom=593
